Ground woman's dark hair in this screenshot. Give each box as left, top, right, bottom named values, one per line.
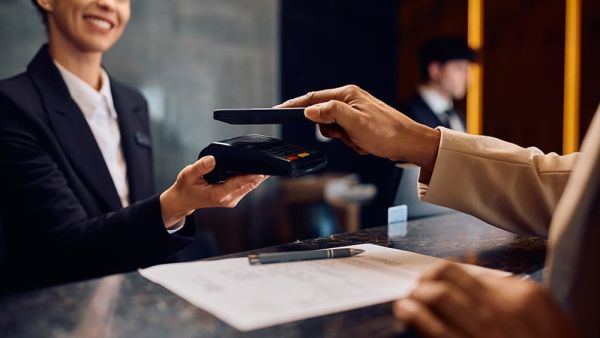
left=31, top=0, right=48, bottom=26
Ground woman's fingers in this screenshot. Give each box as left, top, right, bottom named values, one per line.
left=226, top=177, right=268, bottom=207
left=209, top=175, right=268, bottom=208
left=179, top=156, right=216, bottom=184
left=223, top=174, right=265, bottom=191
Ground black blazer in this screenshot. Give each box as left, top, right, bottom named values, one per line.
left=0, top=46, right=193, bottom=290
left=399, top=93, right=466, bottom=129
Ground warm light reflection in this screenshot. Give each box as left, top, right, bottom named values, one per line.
left=563, top=0, right=581, bottom=154
left=467, top=0, right=483, bottom=135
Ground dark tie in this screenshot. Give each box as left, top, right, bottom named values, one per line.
left=438, top=110, right=452, bottom=129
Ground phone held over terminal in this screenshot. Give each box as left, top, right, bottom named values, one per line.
left=199, top=134, right=327, bottom=183
left=213, top=108, right=307, bottom=125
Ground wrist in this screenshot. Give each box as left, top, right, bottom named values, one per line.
left=396, top=122, right=440, bottom=172
left=417, top=125, right=441, bottom=172
left=160, top=186, right=193, bottom=229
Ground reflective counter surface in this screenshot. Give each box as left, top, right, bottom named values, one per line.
left=0, top=213, right=546, bottom=338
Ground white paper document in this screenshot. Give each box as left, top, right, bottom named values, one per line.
left=139, top=244, right=509, bottom=331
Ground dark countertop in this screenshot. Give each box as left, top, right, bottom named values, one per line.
left=0, top=213, right=546, bottom=338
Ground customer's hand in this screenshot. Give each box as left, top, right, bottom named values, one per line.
left=159, top=155, right=268, bottom=228
left=393, top=263, right=580, bottom=338
left=276, top=85, right=440, bottom=171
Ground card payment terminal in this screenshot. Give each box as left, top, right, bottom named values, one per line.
left=199, top=134, right=327, bottom=183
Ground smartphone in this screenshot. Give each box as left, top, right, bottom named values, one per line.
left=213, top=108, right=306, bottom=125
left=199, top=134, right=327, bottom=183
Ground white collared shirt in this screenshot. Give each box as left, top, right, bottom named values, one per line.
left=418, top=86, right=465, bottom=132
left=54, top=61, right=184, bottom=233
left=54, top=61, right=130, bottom=208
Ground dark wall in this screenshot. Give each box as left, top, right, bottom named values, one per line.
left=395, top=0, right=599, bottom=153
left=483, top=0, right=565, bottom=153
left=280, top=0, right=401, bottom=228
left=484, top=0, right=600, bottom=152
left=280, top=0, right=400, bottom=105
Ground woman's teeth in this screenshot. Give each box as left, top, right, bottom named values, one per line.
left=86, top=17, right=112, bottom=30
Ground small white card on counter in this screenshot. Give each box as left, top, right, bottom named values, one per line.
left=388, top=204, right=407, bottom=226
left=388, top=204, right=408, bottom=238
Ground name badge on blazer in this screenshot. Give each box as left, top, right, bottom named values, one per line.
left=134, top=132, right=152, bottom=149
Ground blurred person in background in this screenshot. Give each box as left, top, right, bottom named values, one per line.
left=400, top=36, right=475, bottom=132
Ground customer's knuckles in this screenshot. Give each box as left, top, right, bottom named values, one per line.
left=429, top=262, right=459, bottom=280
left=326, top=99, right=342, bottom=111
left=343, top=84, right=361, bottom=96
left=429, top=288, right=451, bottom=306
left=426, top=323, right=447, bottom=338
left=412, top=284, right=450, bottom=306
left=355, top=114, right=369, bottom=128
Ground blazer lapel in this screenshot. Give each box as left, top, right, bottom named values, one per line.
left=27, top=45, right=122, bottom=211
left=111, top=81, right=155, bottom=203
left=415, top=95, right=449, bottom=128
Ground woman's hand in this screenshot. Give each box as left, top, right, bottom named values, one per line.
left=393, top=262, right=579, bottom=338
left=159, top=155, right=268, bottom=228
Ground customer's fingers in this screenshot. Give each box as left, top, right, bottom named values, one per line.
left=393, top=299, right=462, bottom=338
left=304, top=99, right=359, bottom=127
left=275, top=86, right=352, bottom=108
left=409, top=282, right=480, bottom=336
left=319, top=124, right=347, bottom=139
left=420, top=263, right=485, bottom=303
left=319, top=124, right=367, bottom=155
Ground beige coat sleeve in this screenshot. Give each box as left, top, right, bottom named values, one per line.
left=418, top=128, right=578, bottom=237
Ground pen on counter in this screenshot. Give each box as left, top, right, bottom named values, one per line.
left=248, top=248, right=365, bottom=265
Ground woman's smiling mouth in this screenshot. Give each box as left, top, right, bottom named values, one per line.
left=83, top=15, right=114, bottom=31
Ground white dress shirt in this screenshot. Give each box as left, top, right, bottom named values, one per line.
left=418, top=86, right=465, bottom=132
left=54, top=61, right=130, bottom=208
left=54, top=61, right=185, bottom=232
